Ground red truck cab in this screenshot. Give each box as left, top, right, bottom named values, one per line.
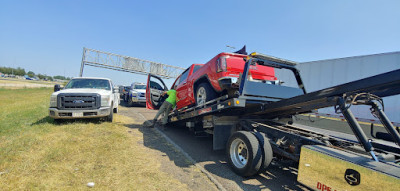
left=146, top=52, right=277, bottom=110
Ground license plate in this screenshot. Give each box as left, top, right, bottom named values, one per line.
left=72, top=112, right=83, bottom=117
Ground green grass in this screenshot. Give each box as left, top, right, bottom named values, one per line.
left=0, top=88, right=188, bottom=190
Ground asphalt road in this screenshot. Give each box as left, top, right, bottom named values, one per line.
left=119, top=102, right=309, bottom=191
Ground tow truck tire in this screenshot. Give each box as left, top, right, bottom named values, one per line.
left=227, top=131, right=262, bottom=177
left=254, top=132, right=273, bottom=173
left=195, top=83, right=217, bottom=106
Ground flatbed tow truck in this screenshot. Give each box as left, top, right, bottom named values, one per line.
left=147, top=52, right=400, bottom=190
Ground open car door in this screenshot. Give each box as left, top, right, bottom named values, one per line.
left=146, top=74, right=168, bottom=110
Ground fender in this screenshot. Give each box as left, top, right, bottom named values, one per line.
left=191, top=74, right=220, bottom=105
left=193, top=74, right=222, bottom=93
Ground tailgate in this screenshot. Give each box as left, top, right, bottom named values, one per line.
left=226, top=55, right=276, bottom=81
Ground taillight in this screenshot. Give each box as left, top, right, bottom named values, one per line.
left=216, top=57, right=227, bottom=72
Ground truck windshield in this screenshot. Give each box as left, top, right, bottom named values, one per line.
left=133, top=85, right=146, bottom=89
left=64, top=79, right=111, bottom=90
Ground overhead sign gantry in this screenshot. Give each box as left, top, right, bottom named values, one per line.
left=79, top=47, right=185, bottom=79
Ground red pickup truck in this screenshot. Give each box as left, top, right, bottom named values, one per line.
left=146, top=52, right=277, bottom=110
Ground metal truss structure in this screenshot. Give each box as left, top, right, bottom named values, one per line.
left=79, top=48, right=185, bottom=79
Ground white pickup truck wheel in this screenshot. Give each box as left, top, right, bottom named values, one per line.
left=106, top=103, right=114, bottom=122
left=227, top=131, right=262, bottom=177
left=106, top=110, right=113, bottom=122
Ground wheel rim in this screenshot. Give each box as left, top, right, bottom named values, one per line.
left=230, top=138, right=248, bottom=168
left=197, top=87, right=207, bottom=105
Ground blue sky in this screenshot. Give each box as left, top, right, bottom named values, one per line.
left=1, top=0, right=399, bottom=86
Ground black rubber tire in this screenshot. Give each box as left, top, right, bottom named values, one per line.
left=253, top=132, right=273, bottom=173
left=113, top=106, right=118, bottom=113
left=195, top=83, right=217, bottom=106
left=106, top=111, right=113, bottom=122
left=127, top=95, right=133, bottom=107
left=226, top=131, right=263, bottom=177
left=106, top=103, right=114, bottom=122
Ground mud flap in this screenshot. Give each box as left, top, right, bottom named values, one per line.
left=212, top=116, right=238, bottom=150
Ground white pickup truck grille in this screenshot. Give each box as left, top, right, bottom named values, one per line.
left=57, top=93, right=100, bottom=110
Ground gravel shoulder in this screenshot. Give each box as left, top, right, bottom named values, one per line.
left=118, top=106, right=219, bottom=191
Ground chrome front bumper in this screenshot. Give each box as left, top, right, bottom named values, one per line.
left=48, top=107, right=111, bottom=119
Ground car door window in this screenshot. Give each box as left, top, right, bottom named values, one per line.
left=150, top=77, right=166, bottom=90
left=178, top=68, right=190, bottom=85
left=173, top=76, right=180, bottom=88
left=192, top=65, right=202, bottom=74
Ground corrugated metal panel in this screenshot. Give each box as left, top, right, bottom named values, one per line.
left=295, top=51, right=400, bottom=123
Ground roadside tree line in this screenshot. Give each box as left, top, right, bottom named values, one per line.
left=0, top=66, right=71, bottom=81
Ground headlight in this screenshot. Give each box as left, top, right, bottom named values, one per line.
left=231, top=77, right=238, bottom=84
left=101, top=95, right=111, bottom=107
left=50, top=95, right=57, bottom=107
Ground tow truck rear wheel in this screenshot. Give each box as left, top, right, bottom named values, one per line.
left=254, top=132, right=273, bottom=173
left=196, top=83, right=217, bottom=106
left=227, top=131, right=262, bottom=177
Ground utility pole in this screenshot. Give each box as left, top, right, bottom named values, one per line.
left=12, top=57, right=15, bottom=76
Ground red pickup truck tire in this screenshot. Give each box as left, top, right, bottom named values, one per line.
left=195, top=83, right=217, bottom=106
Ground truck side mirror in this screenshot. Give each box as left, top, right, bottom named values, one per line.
left=54, top=84, right=61, bottom=92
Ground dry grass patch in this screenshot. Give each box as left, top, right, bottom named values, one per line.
left=0, top=88, right=188, bottom=190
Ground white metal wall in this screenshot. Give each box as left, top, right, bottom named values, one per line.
left=276, top=51, right=400, bottom=123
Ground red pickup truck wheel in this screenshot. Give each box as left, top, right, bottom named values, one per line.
left=196, top=83, right=217, bottom=106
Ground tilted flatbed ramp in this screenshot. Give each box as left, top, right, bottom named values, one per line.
left=246, top=68, right=400, bottom=118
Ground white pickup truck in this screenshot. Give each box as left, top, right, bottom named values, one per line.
left=49, top=77, right=120, bottom=122
left=126, top=82, right=146, bottom=106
